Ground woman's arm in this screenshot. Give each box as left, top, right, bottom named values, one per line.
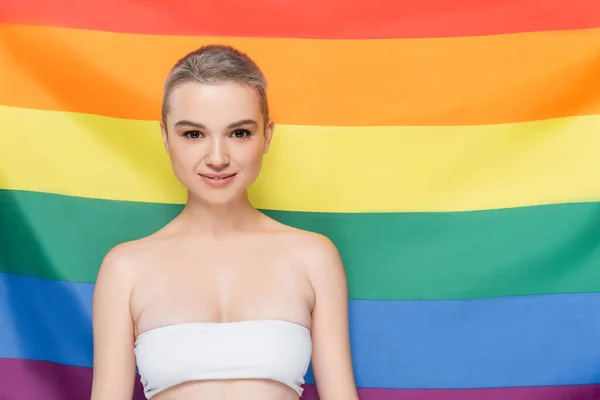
left=90, top=246, right=137, bottom=400
left=306, top=235, right=359, bottom=400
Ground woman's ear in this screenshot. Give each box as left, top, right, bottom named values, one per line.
left=160, top=121, right=170, bottom=156
left=263, top=119, right=275, bottom=154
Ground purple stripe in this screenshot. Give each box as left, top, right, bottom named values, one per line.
left=2, top=358, right=600, bottom=400
left=0, top=358, right=146, bottom=400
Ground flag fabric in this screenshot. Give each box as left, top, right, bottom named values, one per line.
left=1, top=1, right=600, bottom=399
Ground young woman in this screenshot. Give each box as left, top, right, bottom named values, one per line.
left=90, top=45, right=359, bottom=400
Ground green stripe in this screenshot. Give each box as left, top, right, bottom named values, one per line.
left=1, top=189, right=599, bottom=300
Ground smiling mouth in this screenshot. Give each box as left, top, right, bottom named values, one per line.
left=200, top=173, right=236, bottom=180
left=198, top=173, right=237, bottom=186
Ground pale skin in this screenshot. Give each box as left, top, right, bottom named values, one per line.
left=90, top=81, right=359, bottom=400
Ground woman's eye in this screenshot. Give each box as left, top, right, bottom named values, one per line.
left=184, top=130, right=202, bottom=139
left=232, top=129, right=250, bottom=139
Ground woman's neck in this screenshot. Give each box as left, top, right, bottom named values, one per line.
left=176, top=192, right=264, bottom=237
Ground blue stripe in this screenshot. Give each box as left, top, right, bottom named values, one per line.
left=2, top=272, right=600, bottom=389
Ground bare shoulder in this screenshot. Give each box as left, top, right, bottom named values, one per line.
left=301, top=232, right=347, bottom=295
left=293, top=230, right=341, bottom=267
left=274, top=224, right=346, bottom=289
left=97, top=240, right=142, bottom=281
left=95, top=234, right=161, bottom=293
left=92, top=236, right=162, bottom=340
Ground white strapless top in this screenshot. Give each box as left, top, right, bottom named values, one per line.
left=134, top=319, right=313, bottom=399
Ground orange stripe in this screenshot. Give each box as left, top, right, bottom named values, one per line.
left=1, top=24, right=600, bottom=126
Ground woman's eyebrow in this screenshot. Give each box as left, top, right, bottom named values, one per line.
left=174, top=120, right=207, bottom=129
left=227, top=119, right=258, bottom=129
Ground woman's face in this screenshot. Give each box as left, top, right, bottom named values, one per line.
left=162, top=81, right=273, bottom=205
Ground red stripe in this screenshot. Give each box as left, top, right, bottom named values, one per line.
left=2, top=359, right=600, bottom=400
left=1, top=0, right=600, bottom=39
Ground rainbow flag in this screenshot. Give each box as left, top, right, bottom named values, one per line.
left=2, top=1, right=600, bottom=399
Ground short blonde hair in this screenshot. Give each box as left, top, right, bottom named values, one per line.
left=161, top=45, right=269, bottom=128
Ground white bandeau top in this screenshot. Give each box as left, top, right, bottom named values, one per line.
left=134, top=319, right=312, bottom=399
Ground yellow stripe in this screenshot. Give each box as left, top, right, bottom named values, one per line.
left=1, top=105, right=599, bottom=213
